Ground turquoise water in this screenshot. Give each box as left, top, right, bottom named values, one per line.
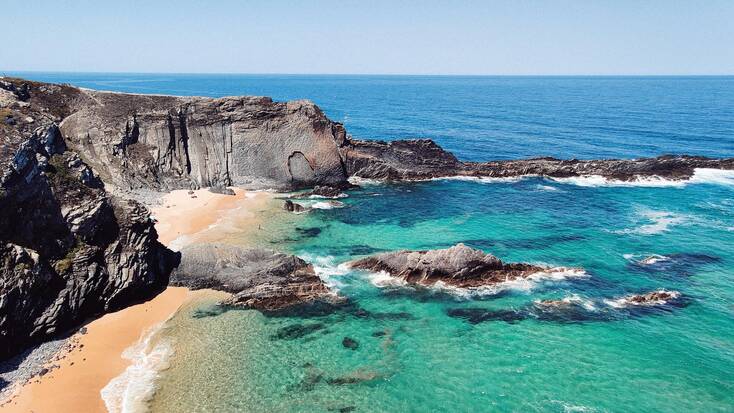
left=14, top=74, right=734, bottom=411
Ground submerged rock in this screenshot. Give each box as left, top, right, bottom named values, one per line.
left=170, top=243, right=341, bottom=312
left=342, top=337, right=359, bottom=350
left=272, top=323, right=325, bottom=340
left=349, top=243, right=566, bottom=289
left=607, top=290, right=684, bottom=308
left=448, top=290, right=687, bottom=325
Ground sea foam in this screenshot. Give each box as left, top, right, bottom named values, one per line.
left=615, top=209, right=688, bottom=235
left=364, top=267, right=587, bottom=298
left=100, top=323, right=175, bottom=413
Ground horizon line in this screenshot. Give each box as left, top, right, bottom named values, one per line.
left=3, top=70, right=734, bottom=78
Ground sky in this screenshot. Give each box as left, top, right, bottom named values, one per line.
left=2, top=0, right=733, bottom=75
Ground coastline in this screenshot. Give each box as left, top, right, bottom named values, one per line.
left=1, top=187, right=271, bottom=412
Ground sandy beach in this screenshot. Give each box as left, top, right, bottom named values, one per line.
left=151, top=188, right=275, bottom=249
left=1, top=187, right=270, bottom=412
left=0, top=287, right=190, bottom=413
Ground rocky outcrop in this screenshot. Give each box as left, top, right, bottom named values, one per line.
left=170, top=244, right=340, bottom=312
left=0, top=120, right=177, bottom=359
left=349, top=243, right=554, bottom=288
left=340, top=138, right=734, bottom=182
left=59, top=91, right=349, bottom=192
left=283, top=199, right=306, bottom=213
left=448, top=290, right=686, bottom=325
left=607, top=290, right=683, bottom=307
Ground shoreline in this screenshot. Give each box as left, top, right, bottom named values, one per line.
left=0, top=287, right=192, bottom=413
left=1, top=187, right=272, bottom=412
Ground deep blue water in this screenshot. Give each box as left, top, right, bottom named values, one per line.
left=9, top=72, right=734, bottom=161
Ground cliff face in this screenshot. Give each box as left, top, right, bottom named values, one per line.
left=59, top=91, right=349, bottom=191
left=0, top=79, right=178, bottom=360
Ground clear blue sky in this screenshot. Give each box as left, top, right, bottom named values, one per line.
left=2, top=0, right=733, bottom=75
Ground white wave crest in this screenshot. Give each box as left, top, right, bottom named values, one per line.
left=364, top=267, right=587, bottom=298
left=550, top=175, right=686, bottom=188
left=604, top=290, right=681, bottom=309
left=550, top=168, right=734, bottom=188
left=100, top=323, right=175, bottom=413
left=624, top=253, right=670, bottom=265
left=536, top=184, right=559, bottom=191
left=688, top=168, right=734, bottom=186
left=299, top=254, right=351, bottom=291
left=310, top=200, right=346, bottom=210
left=534, top=294, right=597, bottom=311
left=348, top=176, right=383, bottom=186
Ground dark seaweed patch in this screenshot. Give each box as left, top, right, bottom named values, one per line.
left=271, top=323, right=325, bottom=340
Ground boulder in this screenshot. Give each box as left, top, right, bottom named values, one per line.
left=349, top=243, right=547, bottom=288
left=170, top=243, right=340, bottom=312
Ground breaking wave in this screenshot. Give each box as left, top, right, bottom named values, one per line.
left=364, top=267, right=587, bottom=298
left=298, top=254, right=351, bottom=291
left=100, top=323, right=175, bottom=413
left=310, top=200, right=346, bottom=210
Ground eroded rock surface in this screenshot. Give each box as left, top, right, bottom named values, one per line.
left=349, top=243, right=549, bottom=288
left=0, top=121, right=177, bottom=360
left=170, top=243, right=339, bottom=311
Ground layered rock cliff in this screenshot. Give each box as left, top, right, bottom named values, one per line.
left=0, top=79, right=178, bottom=360
left=59, top=91, right=350, bottom=192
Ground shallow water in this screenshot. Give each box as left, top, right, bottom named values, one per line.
left=14, top=74, right=734, bottom=412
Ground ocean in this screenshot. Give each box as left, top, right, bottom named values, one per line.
left=13, top=73, right=734, bottom=412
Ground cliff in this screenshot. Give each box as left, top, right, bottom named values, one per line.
left=0, top=79, right=178, bottom=360
left=60, top=90, right=349, bottom=192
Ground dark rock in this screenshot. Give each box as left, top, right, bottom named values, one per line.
left=342, top=337, right=359, bottom=350
left=170, top=243, right=341, bottom=312
left=284, top=200, right=306, bottom=213
left=208, top=186, right=235, bottom=196
left=447, top=308, right=527, bottom=324
left=0, top=126, right=177, bottom=360
left=349, top=243, right=560, bottom=289
left=292, top=183, right=358, bottom=199
left=272, top=323, right=325, bottom=340
left=295, top=227, right=322, bottom=238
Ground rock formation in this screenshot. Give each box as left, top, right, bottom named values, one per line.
left=0, top=115, right=177, bottom=359
left=342, top=138, right=734, bottom=182
left=349, top=243, right=554, bottom=288
left=59, top=91, right=350, bottom=192
left=170, top=243, right=340, bottom=312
